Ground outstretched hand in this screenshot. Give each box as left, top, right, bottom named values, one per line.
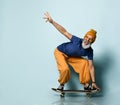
left=43, top=12, right=53, bottom=23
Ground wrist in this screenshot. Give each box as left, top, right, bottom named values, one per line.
left=50, top=19, right=53, bottom=23
left=92, top=82, right=96, bottom=84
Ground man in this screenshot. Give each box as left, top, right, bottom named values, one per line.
left=43, top=12, right=100, bottom=91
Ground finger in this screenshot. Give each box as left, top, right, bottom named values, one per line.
left=44, top=12, right=48, bottom=17
left=96, top=88, right=100, bottom=91
left=46, top=20, right=48, bottom=22
left=45, top=12, right=48, bottom=16
left=46, top=11, right=49, bottom=15
left=46, top=12, right=50, bottom=17
left=43, top=17, right=47, bottom=19
left=44, top=14, right=48, bottom=17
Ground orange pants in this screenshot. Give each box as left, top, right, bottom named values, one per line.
left=54, top=48, right=91, bottom=85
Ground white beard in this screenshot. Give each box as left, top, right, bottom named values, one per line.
left=82, top=41, right=91, bottom=49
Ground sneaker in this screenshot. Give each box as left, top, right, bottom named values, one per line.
left=84, top=84, right=97, bottom=91
left=57, top=84, right=64, bottom=91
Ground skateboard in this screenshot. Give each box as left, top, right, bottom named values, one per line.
left=52, top=88, right=99, bottom=97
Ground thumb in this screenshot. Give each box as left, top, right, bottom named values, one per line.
left=46, top=20, right=48, bottom=22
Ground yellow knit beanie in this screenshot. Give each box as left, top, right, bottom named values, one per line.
left=85, top=29, right=97, bottom=43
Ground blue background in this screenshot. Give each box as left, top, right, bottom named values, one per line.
left=1, top=0, right=120, bottom=105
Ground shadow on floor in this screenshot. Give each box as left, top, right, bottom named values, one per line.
left=65, top=49, right=114, bottom=96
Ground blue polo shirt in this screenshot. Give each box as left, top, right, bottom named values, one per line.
left=57, top=35, right=93, bottom=60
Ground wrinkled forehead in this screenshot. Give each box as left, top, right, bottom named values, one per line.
left=85, top=34, right=94, bottom=39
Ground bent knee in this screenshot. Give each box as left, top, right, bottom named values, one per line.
left=62, top=66, right=69, bottom=72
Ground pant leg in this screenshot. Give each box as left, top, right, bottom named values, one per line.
left=54, top=48, right=71, bottom=84
left=67, top=57, right=91, bottom=84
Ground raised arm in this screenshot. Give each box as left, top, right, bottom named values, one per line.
left=43, top=12, right=72, bottom=40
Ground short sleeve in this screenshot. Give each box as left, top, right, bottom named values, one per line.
left=71, top=35, right=82, bottom=44
left=87, top=49, right=93, bottom=60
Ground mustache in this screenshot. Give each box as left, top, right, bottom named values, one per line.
left=82, top=41, right=91, bottom=49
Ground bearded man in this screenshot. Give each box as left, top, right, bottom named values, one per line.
left=44, top=12, right=100, bottom=91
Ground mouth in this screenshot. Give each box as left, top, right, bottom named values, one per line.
left=82, top=40, right=91, bottom=49
left=84, top=40, right=89, bottom=45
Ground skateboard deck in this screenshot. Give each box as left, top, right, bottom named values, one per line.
left=52, top=88, right=99, bottom=97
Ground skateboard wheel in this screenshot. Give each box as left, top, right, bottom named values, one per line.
left=86, top=93, right=91, bottom=97
left=60, top=93, right=65, bottom=97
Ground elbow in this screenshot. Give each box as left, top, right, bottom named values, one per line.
left=61, top=30, right=67, bottom=35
